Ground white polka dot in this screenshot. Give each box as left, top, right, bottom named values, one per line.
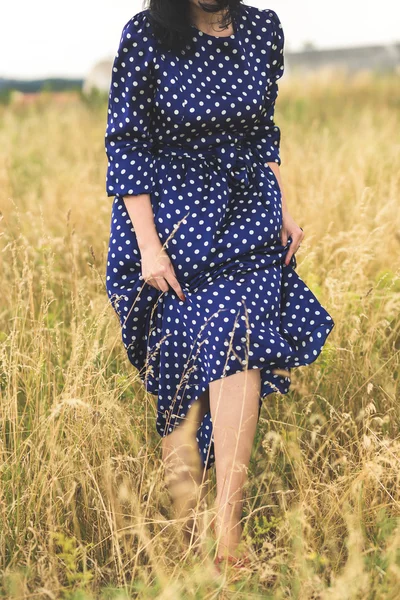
left=104, top=4, right=335, bottom=470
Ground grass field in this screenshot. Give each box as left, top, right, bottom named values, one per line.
left=0, top=71, right=399, bottom=599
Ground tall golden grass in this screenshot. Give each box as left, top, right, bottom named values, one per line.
left=0, top=71, right=399, bottom=598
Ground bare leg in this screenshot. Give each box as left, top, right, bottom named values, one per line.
left=209, top=367, right=261, bottom=558
left=161, top=387, right=210, bottom=545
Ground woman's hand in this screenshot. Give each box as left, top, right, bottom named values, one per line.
left=121, top=193, right=186, bottom=302
left=140, top=239, right=186, bottom=302
left=280, top=209, right=304, bottom=267
left=264, top=163, right=304, bottom=267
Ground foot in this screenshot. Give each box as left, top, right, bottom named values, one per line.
left=213, top=552, right=252, bottom=578
left=214, top=552, right=251, bottom=567
left=210, top=518, right=250, bottom=567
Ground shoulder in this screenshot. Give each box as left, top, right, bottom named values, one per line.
left=115, top=9, right=157, bottom=64
left=119, top=9, right=155, bottom=42
left=244, top=5, right=283, bottom=38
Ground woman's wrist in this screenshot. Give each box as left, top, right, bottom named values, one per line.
left=137, top=231, right=162, bottom=252
left=122, top=194, right=161, bottom=252
left=266, top=162, right=289, bottom=213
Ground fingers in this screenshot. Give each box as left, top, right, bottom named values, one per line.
left=284, top=227, right=305, bottom=266
left=146, top=268, right=169, bottom=293
left=145, top=264, right=186, bottom=302
left=145, top=275, right=163, bottom=291
left=284, top=247, right=294, bottom=266
left=165, top=271, right=186, bottom=302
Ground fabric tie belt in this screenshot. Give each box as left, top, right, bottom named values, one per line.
left=154, top=141, right=256, bottom=187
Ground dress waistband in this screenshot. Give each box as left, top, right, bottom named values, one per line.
left=154, top=140, right=258, bottom=187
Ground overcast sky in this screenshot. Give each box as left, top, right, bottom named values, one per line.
left=1, top=0, right=399, bottom=79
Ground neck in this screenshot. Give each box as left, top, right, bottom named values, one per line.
left=189, top=5, right=232, bottom=34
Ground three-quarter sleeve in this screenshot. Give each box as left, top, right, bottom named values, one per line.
left=244, top=9, right=284, bottom=166
left=105, top=13, right=156, bottom=197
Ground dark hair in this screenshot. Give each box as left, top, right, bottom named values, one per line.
left=145, top=0, right=244, bottom=53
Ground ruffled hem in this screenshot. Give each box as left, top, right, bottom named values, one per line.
left=120, top=260, right=334, bottom=471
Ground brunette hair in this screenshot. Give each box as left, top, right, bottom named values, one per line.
left=145, top=0, right=244, bottom=52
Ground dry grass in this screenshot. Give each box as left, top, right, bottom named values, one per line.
left=0, top=71, right=399, bottom=599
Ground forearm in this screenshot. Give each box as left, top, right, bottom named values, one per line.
left=266, top=162, right=289, bottom=213
left=122, top=194, right=160, bottom=251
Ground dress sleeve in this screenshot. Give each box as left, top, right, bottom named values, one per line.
left=105, top=13, right=156, bottom=198
left=244, top=9, right=285, bottom=166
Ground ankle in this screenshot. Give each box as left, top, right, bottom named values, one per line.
left=213, top=500, right=243, bottom=529
left=213, top=519, right=243, bottom=556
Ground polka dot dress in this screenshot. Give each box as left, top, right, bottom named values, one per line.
left=104, top=4, right=335, bottom=470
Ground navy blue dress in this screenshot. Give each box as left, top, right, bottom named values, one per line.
left=104, top=4, right=335, bottom=470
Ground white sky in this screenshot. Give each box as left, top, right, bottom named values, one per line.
left=1, top=0, right=399, bottom=79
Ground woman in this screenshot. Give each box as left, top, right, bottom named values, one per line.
left=104, top=0, right=335, bottom=566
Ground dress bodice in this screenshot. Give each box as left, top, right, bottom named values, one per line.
left=104, top=4, right=285, bottom=198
